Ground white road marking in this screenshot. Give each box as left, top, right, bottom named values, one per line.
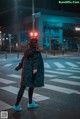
left=8, top=74, right=57, bottom=78
left=8, top=74, right=21, bottom=79
left=53, top=62, right=65, bottom=68
left=0, top=86, right=50, bottom=102
left=69, top=76, right=80, bottom=79
left=3, top=64, right=12, bottom=67
left=70, top=67, right=80, bottom=70
left=65, top=62, right=78, bottom=67
left=43, top=84, right=80, bottom=94
left=0, top=100, right=12, bottom=111
left=56, top=69, right=80, bottom=73
left=0, top=78, right=16, bottom=84
left=44, top=63, right=51, bottom=68
left=45, top=70, right=72, bottom=75
left=50, top=78, right=80, bottom=86
left=44, top=74, right=57, bottom=78
left=77, top=62, right=80, bottom=64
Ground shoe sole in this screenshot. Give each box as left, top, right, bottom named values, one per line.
left=13, top=106, right=22, bottom=111
left=27, top=105, right=38, bottom=109
left=13, top=108, right=22, bottom=111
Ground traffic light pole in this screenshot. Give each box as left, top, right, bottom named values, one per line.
left=32, top=0, right=35, bottom=31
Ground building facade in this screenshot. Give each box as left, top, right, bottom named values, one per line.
left=2, top=10, right=80, bottom=51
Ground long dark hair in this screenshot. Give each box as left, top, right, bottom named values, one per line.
left=24, top=39, right=38, bottom=59
left=29, top=38, right=38, bottom=49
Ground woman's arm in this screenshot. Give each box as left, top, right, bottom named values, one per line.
left=15, top=57, right=24, bottom=71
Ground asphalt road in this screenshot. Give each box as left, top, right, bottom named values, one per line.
left=0, top=55, right=80, bottom=119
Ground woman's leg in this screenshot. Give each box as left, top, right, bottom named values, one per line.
left=15, top=85, right=26, bottom=106
left=28, top=87, right=34, bottom=104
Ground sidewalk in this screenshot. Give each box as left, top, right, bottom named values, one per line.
left=0, top=51, right=79, bottom=61
left=0, top=52, right=23, bottom=61
left=42, top=52, right=72, bottom=58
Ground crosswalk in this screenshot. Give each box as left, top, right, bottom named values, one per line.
left=44, top=63, right=51, bottom=68
left=0, top=63, right=80, bottom=111
left=3, top=64, right=12, bottom=68
left=65, top=62, right=78, bottom=67
left=50, top=79, right=80, bottom=86
left=8, top=74, right=57, bottom=78
left=0, top=86, right=50, bottom=102
left=2, top=61, right=80, bottom=69
left=56, top=69, right=80, bottom=73
left=53, top=62, right=65, bottom=68
left=0, top=78, right=16, bottom=84
left=45, top=70, right=72, bottom=75
left=69, top=76, right=80, bottom=79
left=43, top=84, right=80, bottom=94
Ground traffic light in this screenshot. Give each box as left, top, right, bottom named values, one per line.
left=29, top=31, right=38, bottom=39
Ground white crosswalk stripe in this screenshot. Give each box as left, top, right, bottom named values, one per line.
left=45, top=70, right=72, bottom=75
left=56, top=69, right=80, bottom=73
left=65, top=62, right=78, bottom=67
left=8, top=74, right=57, bottom=78
left=53, top=62, right=65, bottom=68
left=71, top=67, right=80, bottom=70
left=2, top=61, right=80, bottom=69
left=77, top=62, right=80, bottom=64
left=0, top=86, right=50, bottom=102
left=0, top=100, right=12, bottom=111
left=8, top=74, right=21, bottom=79
left=50, top=78, right=80, bottom=86
left=44, top=63, right=51, bottom=68
left=44, top=74, right=57, bottom=78
left=0, top=78, right=16, bottom=84
left=3, top=64, right=12, bottom=67
left=69, top=76, right=80, bottom=79
left=43, top=84, right=80, bottom=94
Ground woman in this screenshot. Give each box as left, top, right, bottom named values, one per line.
left=13, top=39, right=44, bottom=111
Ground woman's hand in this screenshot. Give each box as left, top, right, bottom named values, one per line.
left=33, top=69, right=37, bottom=74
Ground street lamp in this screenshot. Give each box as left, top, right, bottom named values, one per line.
left=75, top=27, right=80, bottom=31
left=32, top=0, right=35, bottom=31
left=75, top=27, right=80, bottom=52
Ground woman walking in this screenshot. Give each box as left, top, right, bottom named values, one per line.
left=13, top=39, right=44, bottom=111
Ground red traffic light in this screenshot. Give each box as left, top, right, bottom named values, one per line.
left=29, top=31, right=38, bottom=38
left=30, top=32, right=34, bottom=37
left=34, top=32, right=38, bottom=37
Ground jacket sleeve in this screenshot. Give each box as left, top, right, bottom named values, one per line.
left=15, top=57, right=24, bottom=71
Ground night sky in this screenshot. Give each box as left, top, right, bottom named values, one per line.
left=0, top=0, right=80, bottom=13
left=0, top=0, right=80, bottom=27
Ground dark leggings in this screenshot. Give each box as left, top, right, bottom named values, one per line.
left=15, top=85, right=34, bottom=106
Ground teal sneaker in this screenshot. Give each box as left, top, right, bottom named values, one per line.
left=12, top=105, right=22, bottom=111
left=27, top=101, right=38, bottom=109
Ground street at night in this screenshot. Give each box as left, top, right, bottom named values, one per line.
left=0, top=53, right=80, bottom=119
left=0, top=0, right=80, bottom=119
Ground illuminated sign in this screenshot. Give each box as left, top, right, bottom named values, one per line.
left=75, top=27, right=80, bottom=31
